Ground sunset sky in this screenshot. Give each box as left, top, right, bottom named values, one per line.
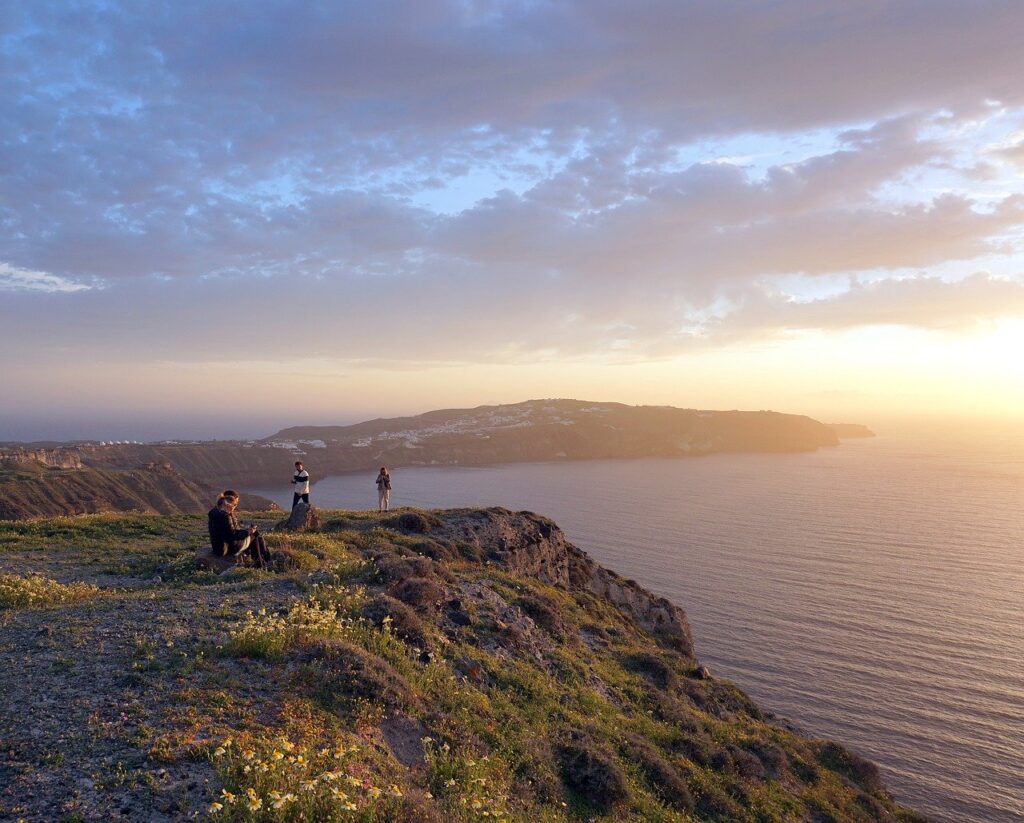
left=3, top=1, right=1024, bottom=440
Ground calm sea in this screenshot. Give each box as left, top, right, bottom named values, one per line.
left=250, top=427, right=1024, bottom=822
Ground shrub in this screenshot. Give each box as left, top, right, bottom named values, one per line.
left=682, top=678, right=762, bottom=719
left=0, top=574, right=100, bottom=610
left=745, top=740, right=788, bottom=778
left=361, top=595, right=429, bottom=648
left=689, top=775, right=743, bottom=820
left=621, top=652, right=679, bottom=690
left=374, top=555, right=434, bottom=584
left=557, top=734, right=628, bottom=810
left=790, top=755, right=821, bottom=785
left=302, top=639, right=417, bottom=713
left=515, top=594, right=566, bottom=638
left=619, top=733, right=693, bottom=811
left=386, top=512, right=441, bottom=534
left=411, top=539, right=455, bottom=562
left=816, top=741, right=883, bottom=793
left=271, top=546, right=320, bottom=572
left=727, top=744, right=766, bottom=779
left=671, top=731, right=722, bottom=768
left=389, top=577, right=444, bottom=609
left=455, top=541, right=483, bottom=562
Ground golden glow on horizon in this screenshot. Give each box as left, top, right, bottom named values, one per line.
left=9, top=320, right=1024, bottom=430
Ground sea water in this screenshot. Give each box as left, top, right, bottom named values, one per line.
left=251, top=428, right=1024, bottom=822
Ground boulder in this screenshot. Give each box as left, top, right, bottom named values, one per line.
left=274, top=501, right=321, bottom=532
left=195, top=551, right=238, bottom=574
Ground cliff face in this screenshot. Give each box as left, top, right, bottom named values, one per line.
left=0, top=462, right=277, bottom=520
left=79, top=442, right=294, bottom=487
left=0, top=447, right=83, bottom=469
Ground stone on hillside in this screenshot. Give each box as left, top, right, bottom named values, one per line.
left=274, top=501, right=321, bottom=532
left=195, top=551, right=238, bottom=574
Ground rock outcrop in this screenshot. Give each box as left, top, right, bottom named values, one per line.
left=274, top=501, right=321, bottom=532
left=430, top=507, right=695, bottom=657
left=0, top=447, right=83, bottom=469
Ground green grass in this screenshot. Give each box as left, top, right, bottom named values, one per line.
left=0, top=508, right=928, bottom=823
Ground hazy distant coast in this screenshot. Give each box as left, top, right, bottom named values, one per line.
left=0, top=400, right=864, bottom=519
left=826, top=423, right=876, bottom=439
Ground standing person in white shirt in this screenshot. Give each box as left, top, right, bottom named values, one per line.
left=375, top=466, right=391, bottom=512
left=291, top=461, right=310, bottom=509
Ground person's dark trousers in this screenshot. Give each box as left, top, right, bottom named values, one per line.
left=292, top=492, right=310, bottom=509
left=248, top=534, right=271, bottom=568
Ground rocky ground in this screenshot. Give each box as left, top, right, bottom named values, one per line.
left=0, top=508, right=928, bottom=822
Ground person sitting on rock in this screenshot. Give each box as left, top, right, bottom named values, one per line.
left=207, top=490, right=271, bottom=568
left=291, top=461, right=310, bottom=509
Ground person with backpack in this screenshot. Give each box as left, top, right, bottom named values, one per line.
left=375, top=466, right=391, bottom=512
left=292, top=461, right=310, bottom=509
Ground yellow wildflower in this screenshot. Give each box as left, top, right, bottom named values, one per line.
left=220, top=789, right=236, bottom=803
left=367, top=786, right=382, bottom=800
left=387, top=785, right=403, bottom=798
left=271, top=751, right=284, bottom=761
left=208, top=802, right=223, bottom=813
left=346, top=775, right=362, bottom=787
left=213, top=747, right=225, bottom=757
left=246, top=795, right=262, bottom=811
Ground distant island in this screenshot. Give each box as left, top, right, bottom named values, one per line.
left=0, top=400, right=869, bottom=520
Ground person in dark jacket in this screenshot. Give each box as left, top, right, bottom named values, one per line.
left=207, top=490, right=270, bottom=568
left=375, top=467, right=391, bottom=512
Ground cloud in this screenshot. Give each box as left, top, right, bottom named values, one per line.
left=712, top=273, right=1024, bottom=339
left=2, top=1, right=1024, bottom=374
left=0, top=263, right=97, bottom=293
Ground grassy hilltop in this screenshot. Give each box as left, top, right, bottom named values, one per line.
left=0, top=509, right=926, bottom=822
